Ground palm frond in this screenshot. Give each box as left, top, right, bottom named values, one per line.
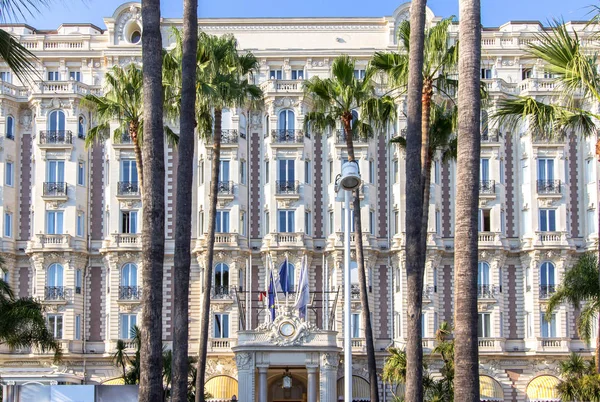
left=0, top=29, right=39, bottom=82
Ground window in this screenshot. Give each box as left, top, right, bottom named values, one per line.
left=199, top=212, right=204, bottom=234
left=541, top=313, right=557, bottom=338
left=434, top=160, right=440, bottom=184
left=278, top=210, right=295, bottom=232
left=537, top=158, right=555, bottom=181
left=329, top=160, right=333, bottom=183
left=214, top=263, right=230, bottom=295
left=215, top=210, right=230, bottom=233
left=76, top=212, right=84, bottom=237
left=522, top=68, right=532, bottom=80
left=435, top=211, right=441, bottom=235
left=214, top=313, right=229, bottom=338
left=291, top=69, right=304, bottom=80
left=47, top=160, right=65, bottom=183
left=350, top=261, right=358, bottom=285
left=341, top=206, right=355, bottom=232
left=47, top=71, right=60, bottom=81
left=219, top=160, right=230, bottom=183
left=0, top=71, right=12, bottom=83
left=394, top=211, right=399, bottom=235
left=6, top=115, right=14, bottom=139
left=421, top=313, right=427, bottom=337
left=47, top=314, right=63, bottom=339
left=278, top=110, right=295, bottom=130
left=305, top=161, right=311, bottom=184
left=4, top=212, right=12, bottom=238
left=393, top=160, right=399, bottom=183
left=240, top=212, right=246, bottom=236
left=199, top=161, right=204, bottom=184
left=265, top=161, right=269, bottom=183
left=120, top=160, right=138, bottom=184
left=500, top=210, right=506, bottom=234
left=543, top=70, right=554, bottom=79
left=270, top=69, right=283, bottom=80
left=478, top=262, right=490, bottom=298
left=69, top=71, right=81, bottom=81
left=499, top=160, right=505, bottom=184
left=433, top=267, right=438, bottom=292
left=75, top=315, right=81, bottom=340
left=351, top=313, right=361, bottom=338
left=121, top=211, right=138, bottom=234
left=121, top=263, right=138, bottom=287
left=120, top=314, right=137, bottom=339
left=539, top=209, right=556, bottom=232
left=47, top=263, right=64, bottom=288
left=369, top=211, right=375, bottom=235
left=77, top=161, right=85, bottom=186
left=305, top=212, right=311, bottom=236
left=478, top=313, right=491, bottom=337
left=353, top=69, right=366, bottom=79
left=48, top=110, right=65, bottom=132
left=46, top=211, right=64, bottom=234
left=369, top=160, right=375, bottom=183
left=2, top=269, right=8, bottom=283
left=5, top=162, right=13, bottom=186
left=480, top=158, right=489, bottom=181
left=478, top=209, right=491, bottom=232
left=278, top=159, right=295, bottom=186
left=265, top=212, right=270, bottom=234
left=75, top=269, right=82, bottom=294
left=586, top=159, right=594, bottom=183
left=481, top=68, right=492, bottom=79
left=540, top=262, right=556, bottom=298
left=329, top=211, right=334, bottom=234
left=78, top=116, right=85, bottom=139
left=240, top=161, right=246, bottom=185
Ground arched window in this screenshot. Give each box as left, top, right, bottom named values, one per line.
left=6, top=115, right=14, bottom=139
left=46, top=263, right=64, bottom=300
left=214, top=263, right=230, bottom=296
left=540, top=262, right=556, bottom=298
left=279, top=260, right=295, bottom=291
left=477, top=262, right=490, bottom=297
left=48, top=110, right=65, bottom=132
left=278, top=110, right=295, bottom=131
left=120, top=263, right=139, bottom=300
left=78, top=115, right=86, bottom=139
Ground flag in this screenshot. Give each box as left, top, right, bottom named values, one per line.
left=294, top=256, right=309, bottom=319
left=268, top=270, right=276, bottom=322
left=278, top=257, right=290, bottom=296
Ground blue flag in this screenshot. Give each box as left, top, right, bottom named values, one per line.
left=278, top=257, right=290, bottom=296
left=268, top=270, right=276, bottom=321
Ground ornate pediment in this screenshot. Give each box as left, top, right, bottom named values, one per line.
left=257, top=309, right=319, bottom=347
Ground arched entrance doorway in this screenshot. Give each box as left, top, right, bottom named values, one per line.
left=269, top=371, right=307, bottom=402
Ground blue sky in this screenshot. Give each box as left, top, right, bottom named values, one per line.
left=13, top=0, right=594, bottom=30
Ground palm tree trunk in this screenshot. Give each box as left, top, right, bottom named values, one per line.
left=129, top=121, right=144, bottom=191
left=454, top=0, right=482, bottom=401
left=172, top=0, right=198, bottom=400
left=418, top=86, right=434, bottom=285
left=138, top=0, right=165, bottom=400
left=195, top=108, right=222, bottom=402
left=404, top=1, right=427, bottom=401
left=597, top=176, right=600, bottom=373
left=342, top=115, right=380, bottom=402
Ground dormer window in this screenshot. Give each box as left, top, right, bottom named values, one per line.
left=124, top=20, right=142, bottom=45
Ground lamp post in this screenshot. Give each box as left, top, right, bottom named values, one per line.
left=335, top=160, right=361, bottom=402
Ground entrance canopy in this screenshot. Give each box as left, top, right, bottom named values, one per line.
left=337, top=376, right=370, bottom=400
left=205, top=375, right=238, bottom=400
left=526, top=375, right=561, bottom=401
left=480, top=375, right=504, bottom=401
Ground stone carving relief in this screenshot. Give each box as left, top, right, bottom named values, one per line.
left=321, top=352, right=339, bottom=370
left=235, top=352, right=253, bottom=370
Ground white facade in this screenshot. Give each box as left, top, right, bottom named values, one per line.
left=0, top=2, right=599, bottom=401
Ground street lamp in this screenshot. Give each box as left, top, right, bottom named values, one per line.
left=335, top=160, right=361, bottom=402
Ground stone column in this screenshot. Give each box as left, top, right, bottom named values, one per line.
left=235, top=352, right=255, bottom=402
left=319, top=352, right=339, bottom=402
left=258, top=365, right=269, bottom=402
left=307, top=365, right=318, bottom=402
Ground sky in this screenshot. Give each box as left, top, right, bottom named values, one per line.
left=9, top=0, right=594, bottom=30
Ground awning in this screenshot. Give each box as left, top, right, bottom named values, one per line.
left=337, top=376, right=370, bottom=399
left=480, top=375, right=504, bottom=401
left=205, top=375, right=238, bottom=400
left=101, top=377, right=125, bottom=385
left=526, top=375, right=561, bottom=401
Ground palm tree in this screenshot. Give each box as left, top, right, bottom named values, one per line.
left=304, top=54, right=396, bottom=402
left=454, top=0, right=482, bottom=401
left=168, top=0, right=198, bottom=399
left=556, top=353, right=598, bottom=402
left=125, top=325, right=142, bottom=385
left=112, top=339, right=130, bottom=381
left=0, top=275, right=61, bottom=362
left=194, top=33, right=262, bottom=402
left=139, top=0, right=166, bottom=399
left=547, top=253, right=600, bottom=365
left=492, top=18, right=600, bottom=371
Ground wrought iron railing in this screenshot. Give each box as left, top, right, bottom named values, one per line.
left=212, top=286, right=232, bottom=299
left=119, top=286, right=141, bottom=300
left=477, top=284, right=494, bottom=299
left=45, top=286, right=66, bottom=300
left=43, top=182, right=67, bottom=196
left=350, top=284, right=360, bottom=300
left=539, top=284, right=556, bottom=299
left=117, top=181, right=140, bottom=196
left=335, top=129, right=372, bottom=144
left=481, top=129, right=499, bottom=142
left=39, top=130, right=73, bottom=144
left=479, top=180, right=496, bottom=194
left=537, top=179, right=561, bottom=194
left=275, top=180, right=299, bottom=195
left=217, top=181, right=233, bottom=194
left=271, top=129, right=304, bottom=143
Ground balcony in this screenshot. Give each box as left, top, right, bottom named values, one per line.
left=194, top=233, right=246, bottom=252
left=333, top=129, right=372, bottom=145
left=39, top=130, right=73, bottom=145
left=479, top=180, right=496, bottom=195
left=45, top=286, right=66, bottom=301
left=264, top=232, right=308, bottom=249
left=209, top=338, right=236, bottom=351
left=217, top=181, right=234, bottom=195
left=212, top=285, right=234, bottom=300
left=100, top=233, right=141, bottom=252
left=478, top=338, right=505, bottom=352
left=42, top=182, right=67, bottom=200
left=477, top=285, right=495, bottom=299
left=117, top=181, right=140, bottom=197
left=118, top=286, right=141, bottom=301
left=27, top=234, right=85, bottom=252
left=537, top=180, right=561, bottom=195
left=206, top=129, right=239, bottom=145
left=534, top=231, right=568, bottom=247
left=537, top=337, right=570, bottom=352
left=350, top=284, right=360, bottom=300
left=539, top=284, right=556, bottom=299
left=275, top=180, right=300, bottom=196
left=351, top=338, right=366, bottom=352
left=271, top=129, right=304, bottom=144
left=481, top=129, right=500, bottom=143
left=260, top=79, right=304, bottom=95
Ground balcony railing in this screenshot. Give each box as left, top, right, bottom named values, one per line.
left=45, top=286, right=66, bottom=301
left=119, top=286, right=141, bottom=301
left=477, top=284, right=494, bottom=299
left=481, top=129, right=499, bottom=142
left=271, top=129, right=304, bottom=143
left=479, top=180, right=495, bottom=194
left=43, top=182, right=67, bottom=196
left=334, top=129, right=372, bottom=144
left=217, top=181, right=233, bottom=195
left=212, top=285, right=233, bottom=299
left=276, top=180, right=299, bottom=195
left=117, top=181, right=140, bottom=196
left=537, top=179, right=561, bottom=194
left=350, top=284, right=360, bottom=300
left=539, top=284, right=556, bottom=299
left=39, top=130, right=73, bottom=145
left=220, top=129, right=238, bottom=144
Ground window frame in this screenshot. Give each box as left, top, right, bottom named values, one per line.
left=215, top=210, right=230, bottom=233
left=4, top=212, right=12, bottom=238
left=46, top=211, right=64, bottom=234
left=5, top=161, right=14, bottom=186
left=278, top=209, right=295, bottom=233
left=213, top=313, right=230, bottom=338
left=47, top=314, right=63, bottom=339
